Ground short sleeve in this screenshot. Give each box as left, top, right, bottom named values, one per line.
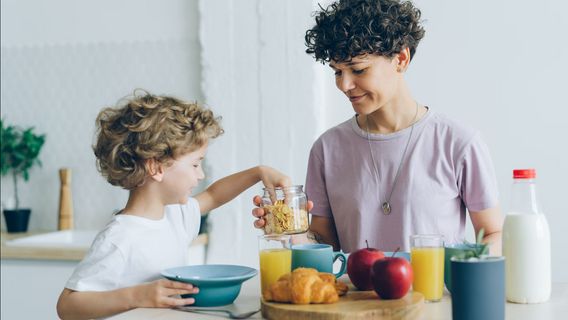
left=65, top=236, right=126, bottom=292
left=456, top=133, right=499, bottom=212
left=181, top=197, right=201, bottom=240
left=305, top=141, right=332, bottom=218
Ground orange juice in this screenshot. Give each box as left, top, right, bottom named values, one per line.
left=259, top=248, right=291, bottom=293
left=411, top=246, right=445, bottom=301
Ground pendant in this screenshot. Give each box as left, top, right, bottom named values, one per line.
left=382, top=202, right=391, bottom=215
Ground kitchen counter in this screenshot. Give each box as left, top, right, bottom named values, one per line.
left=1, top=231, right=89, bottom=260
left=110, top=276, right=568, bottom=320
left=0, top=231, right=208, bottom=261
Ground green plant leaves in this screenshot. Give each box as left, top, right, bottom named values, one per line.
left=1, top=119, right=46, bottom=209
left=1, top=119, right=46, bottom=180
left=454, top=228, right=490, bottom=261
left=476, top=228, right=485, bottom=245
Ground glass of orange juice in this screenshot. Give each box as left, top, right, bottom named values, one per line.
left=258, top=234, right=291, bottom=294
left=410, top=234, right=445, bottom=302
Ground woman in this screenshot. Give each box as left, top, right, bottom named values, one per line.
left=253, top=0, right=502, bottom=254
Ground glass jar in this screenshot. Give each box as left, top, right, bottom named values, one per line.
left=262, top=185, right=309, bottom=235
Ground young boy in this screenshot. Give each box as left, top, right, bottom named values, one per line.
left=57, top=91, right=290, bottom=319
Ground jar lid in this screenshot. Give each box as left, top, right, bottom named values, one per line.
left=513, top=169, right=536, bottom=179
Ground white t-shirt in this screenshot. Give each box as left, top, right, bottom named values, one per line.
left=65, top=198, right=201, bottom=292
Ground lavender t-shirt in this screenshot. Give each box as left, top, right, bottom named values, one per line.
left=305, top=109, right=498, bottom=253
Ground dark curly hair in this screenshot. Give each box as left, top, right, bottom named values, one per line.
left=305, top=0, right=425, bottom=63
left=93, top=90, right=223, bottom=190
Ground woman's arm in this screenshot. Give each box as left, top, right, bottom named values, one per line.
left=195, top=166, right=290, bottom=214
left=304, top=215, right=341, bottom=251
left=56, top=279, right=197, bottom=320
left=469, top=205, right=503, bottom=256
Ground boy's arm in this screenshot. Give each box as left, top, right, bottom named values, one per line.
left=195, top=165, right=290, bottom=214
left=56, top=279, right=197, bottom=320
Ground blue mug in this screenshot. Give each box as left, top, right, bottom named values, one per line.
left=291, top=244, right=347, bottom=278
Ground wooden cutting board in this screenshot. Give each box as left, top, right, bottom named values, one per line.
left=261, top=289, right=424, bottom=320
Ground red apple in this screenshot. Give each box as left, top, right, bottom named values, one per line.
left=347, top=240, right=385, bottom=290
left=371, top=251, right=413, bottom=299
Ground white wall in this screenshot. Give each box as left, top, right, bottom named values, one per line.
left=2, top=0, right=567, bottom=283
left=198, top=0, right=320, bottom=268
left=1, top=0, right=203, bottom=230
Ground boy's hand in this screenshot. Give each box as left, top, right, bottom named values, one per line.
left=258, top=166, right=291, bottom=189
left=133, top=279, right=199, bottom=308
left=252, top=195, right=314, bottom=229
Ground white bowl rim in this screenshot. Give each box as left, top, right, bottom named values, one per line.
left=161, top=264, right=258, bottom=284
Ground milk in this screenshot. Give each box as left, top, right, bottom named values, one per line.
left=502, top=212, right=551, bottom=303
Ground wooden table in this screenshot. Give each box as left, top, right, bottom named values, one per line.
left=110, top=276, right=568, bottom=320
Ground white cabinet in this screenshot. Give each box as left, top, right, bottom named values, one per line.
left=1, top=259, right=77, bottom=320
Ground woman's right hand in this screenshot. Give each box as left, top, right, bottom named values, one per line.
left=252, top=196, right=267, bottom=229
left=133, top=279, right=199, bottom=308
left=251, top=195, right=313, bottom=229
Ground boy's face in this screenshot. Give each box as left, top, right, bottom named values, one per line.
left=161, top=143, right=208, bottom=205
left=330, top=54, right=400, bottom=115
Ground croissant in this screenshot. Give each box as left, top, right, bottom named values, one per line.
left=263, top=268, right=346, bottom=304
left=318, top=272, right=349, bottom=296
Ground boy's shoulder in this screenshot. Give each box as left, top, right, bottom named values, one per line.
left=91, top=217, right=132, bottom=247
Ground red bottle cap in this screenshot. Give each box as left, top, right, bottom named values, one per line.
left=513, top=169, right=536, bottom=179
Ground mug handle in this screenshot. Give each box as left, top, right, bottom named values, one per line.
left=332, top=251, right=347, bottom=278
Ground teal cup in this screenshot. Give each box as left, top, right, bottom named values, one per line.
left=451, top=257, right=505, bottom=320
left=444, top=243, right=485, bottom=293
left=291, top=244, right=347, bottom=278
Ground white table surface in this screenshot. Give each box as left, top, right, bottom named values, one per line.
left=109, top=276, right=568, bottom=320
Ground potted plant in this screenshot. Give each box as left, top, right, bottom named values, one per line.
left=450, top=229, right=505, bottom=320
left=1, top=119, right=46, bottom=233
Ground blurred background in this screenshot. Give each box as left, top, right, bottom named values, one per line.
left=1, top=0, right=567, bottom=285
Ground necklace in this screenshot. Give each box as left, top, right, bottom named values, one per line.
left=366, top=103, right=419, bottom=215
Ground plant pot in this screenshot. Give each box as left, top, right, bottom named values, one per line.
left=3, top=209, right=31, bottom=233
left=444, top=243, right=485, bottom=293
left=451, top=256, right=505, bottom=320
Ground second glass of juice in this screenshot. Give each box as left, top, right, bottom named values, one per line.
left=258, top=234, right=291, bottom=294
left=410, top=234, right=445, bottom=302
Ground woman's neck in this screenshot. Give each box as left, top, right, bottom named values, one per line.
left=355, top=79, right=419, bottom=133
left=360, top=85, right=426, bottom=134
left=122, top=185, right=166, bottom=220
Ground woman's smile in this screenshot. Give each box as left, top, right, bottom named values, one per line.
left=349, top=93, right=366, bottom=103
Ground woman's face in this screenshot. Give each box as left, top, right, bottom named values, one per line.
left=330, top=54, right=400, bottom=115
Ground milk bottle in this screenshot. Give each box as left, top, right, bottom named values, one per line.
left=502, top=169, right=551, bottom=303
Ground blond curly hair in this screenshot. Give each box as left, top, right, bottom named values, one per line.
left=93, top=90, right=223, bottom=190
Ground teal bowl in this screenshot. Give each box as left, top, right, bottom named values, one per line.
left=383, top=251, right=411, bottom=261
left=161, top=264, right=258, bottom=307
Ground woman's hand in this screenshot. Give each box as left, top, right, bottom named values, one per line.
left=252, top=195, right=314, bottom=229
left=132, top=279, right=199, bottom=308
